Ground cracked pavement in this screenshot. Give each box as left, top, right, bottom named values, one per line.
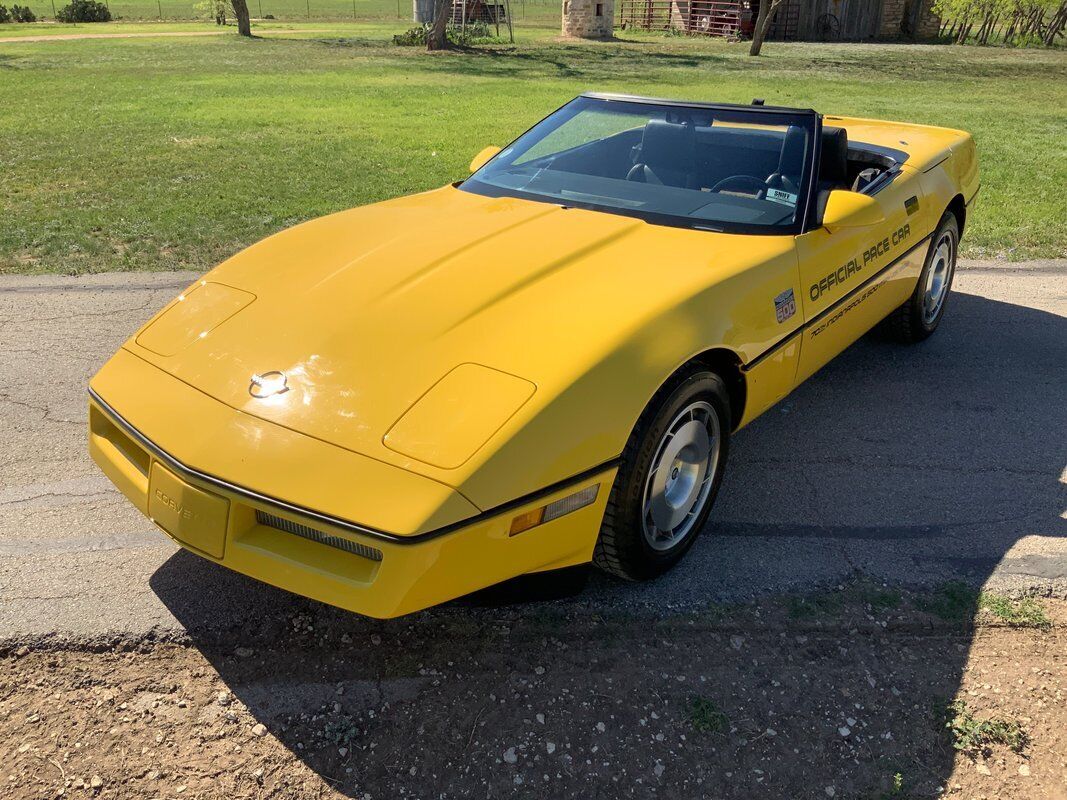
left=1, top=263, right=1064, bottom=644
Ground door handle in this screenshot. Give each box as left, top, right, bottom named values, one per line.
left=904, top=196, right=920, bottom=215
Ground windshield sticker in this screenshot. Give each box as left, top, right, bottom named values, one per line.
left=766, top=188, right=798, bottom=206
left=774, top=288, right=796, bottom=323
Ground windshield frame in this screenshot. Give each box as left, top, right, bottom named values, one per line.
left=459, top=94, right=822, bottom=237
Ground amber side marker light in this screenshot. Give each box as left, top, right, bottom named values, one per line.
left=509, top=484, right=599, bottom=536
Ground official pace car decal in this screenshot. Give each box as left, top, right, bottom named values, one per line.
left=809, top=282, right=883, bottom=339
left=809, top=223, right=912, bottom=302
left=774, top=288, right=797, bottom=323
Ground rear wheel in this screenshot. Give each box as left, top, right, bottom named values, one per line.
left=884, top=211, right=959, bottom=343
left=593, top=369, right=730, bottom=581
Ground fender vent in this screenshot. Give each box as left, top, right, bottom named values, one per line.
left=255, top=511, right=383, bottom=562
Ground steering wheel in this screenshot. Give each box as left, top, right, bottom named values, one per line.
left=709, top=174, right=770, bottom=197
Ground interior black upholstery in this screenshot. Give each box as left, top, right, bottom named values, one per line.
left=766, top=124, right=807, bottom=194
left=627, top=121, right=696, bottom=188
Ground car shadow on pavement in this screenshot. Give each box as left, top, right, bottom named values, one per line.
left=150, top=290, right=1066, bottom=798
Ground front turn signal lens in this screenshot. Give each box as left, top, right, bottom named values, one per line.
left=508, top=484, right=599, bottom=536
left=509, top=507, right=545, bottom=536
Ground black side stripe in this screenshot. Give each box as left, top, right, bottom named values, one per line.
left=89, top=387, right=620, bottom=547
left=743, top=232, right=933, bottom=372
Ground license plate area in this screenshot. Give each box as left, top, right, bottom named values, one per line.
left=149, top=462, right=229, bottom=559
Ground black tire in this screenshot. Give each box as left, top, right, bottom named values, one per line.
left=884, top=211, right=959, bottom=343
left=593, top=368, right=731, bottom=581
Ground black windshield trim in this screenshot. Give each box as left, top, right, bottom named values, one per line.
left=581, top=92, right=818, bottom=116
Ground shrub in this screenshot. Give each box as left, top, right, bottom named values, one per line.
left=2, top=3, right=37, bottom=20
left=193, top=0, right=226, bottom=24
left=392, top=20, right=499, bottom=47
left=56, top=0, right=111, bottom=21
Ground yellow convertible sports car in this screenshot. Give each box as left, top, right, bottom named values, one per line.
left=89, top=94, right=979, bottom=618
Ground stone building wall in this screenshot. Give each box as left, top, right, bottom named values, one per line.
left=879, top=0, right=940, bottom=37
left=562, top=0, right=615, bottom=38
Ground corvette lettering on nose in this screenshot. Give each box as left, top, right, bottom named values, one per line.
left=154, top=489, right=196, bottom=521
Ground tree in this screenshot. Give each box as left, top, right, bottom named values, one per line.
left=427, top=0, right=451, bottom=50
left=231, top=0, right=252, bottom=36
left=748, top=0, right=782, bottom=55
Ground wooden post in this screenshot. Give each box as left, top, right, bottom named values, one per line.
left=306, top=0, right=310, bottom=18
left=504, top=0, right=513, bottom=39
left=157, top=0, right=162, bottom=19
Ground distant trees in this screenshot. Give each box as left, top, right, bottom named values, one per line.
left=934, top=0, right=1067, bottom=44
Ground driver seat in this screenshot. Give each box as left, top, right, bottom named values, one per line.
left=627, top=120, right=696, bottom=189
left=766, top=124, right=807, bottom=195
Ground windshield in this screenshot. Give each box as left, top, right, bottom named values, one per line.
left=460, top=96, right=816, bottom=234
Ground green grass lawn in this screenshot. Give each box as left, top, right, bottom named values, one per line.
left=1, top=24, right=1064, bottom=274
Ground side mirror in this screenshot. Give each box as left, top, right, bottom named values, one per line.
left=469, top=145, right=501, bottom=173
left=821, top=190, right=885, bottom=232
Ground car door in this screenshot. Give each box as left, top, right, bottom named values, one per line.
left=793, top=165, right=928, bottom=385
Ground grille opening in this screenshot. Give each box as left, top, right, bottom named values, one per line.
left=90, top=405, right=150, bottom=477
left=255, top=511, right=383, bottom=562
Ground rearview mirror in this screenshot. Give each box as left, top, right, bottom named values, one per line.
left=821, top=190, right=886, bottom=231
left=469, top=145, right=501, bottom=173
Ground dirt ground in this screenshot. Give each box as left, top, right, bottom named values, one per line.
left=2, top=584, right=1064, bottom=800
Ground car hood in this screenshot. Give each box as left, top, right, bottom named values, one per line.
left=125, top=186, right=781, bottom=486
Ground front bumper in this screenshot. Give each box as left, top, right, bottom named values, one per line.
left=89, top=351, right=615, bottom=618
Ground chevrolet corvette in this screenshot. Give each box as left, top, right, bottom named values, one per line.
left=89, top=94, right=980, bottom=617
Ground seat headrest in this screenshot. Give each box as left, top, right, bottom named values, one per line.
left=819, top=126, right=849, bottom=186
left=640, top=120, right=695, bottom=172
left=778, top=124, right=807, bottom=175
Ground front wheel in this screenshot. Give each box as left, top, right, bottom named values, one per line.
left=593, top=369, right=730, bottom=581
left=884, top=211, right=959, bottom=343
